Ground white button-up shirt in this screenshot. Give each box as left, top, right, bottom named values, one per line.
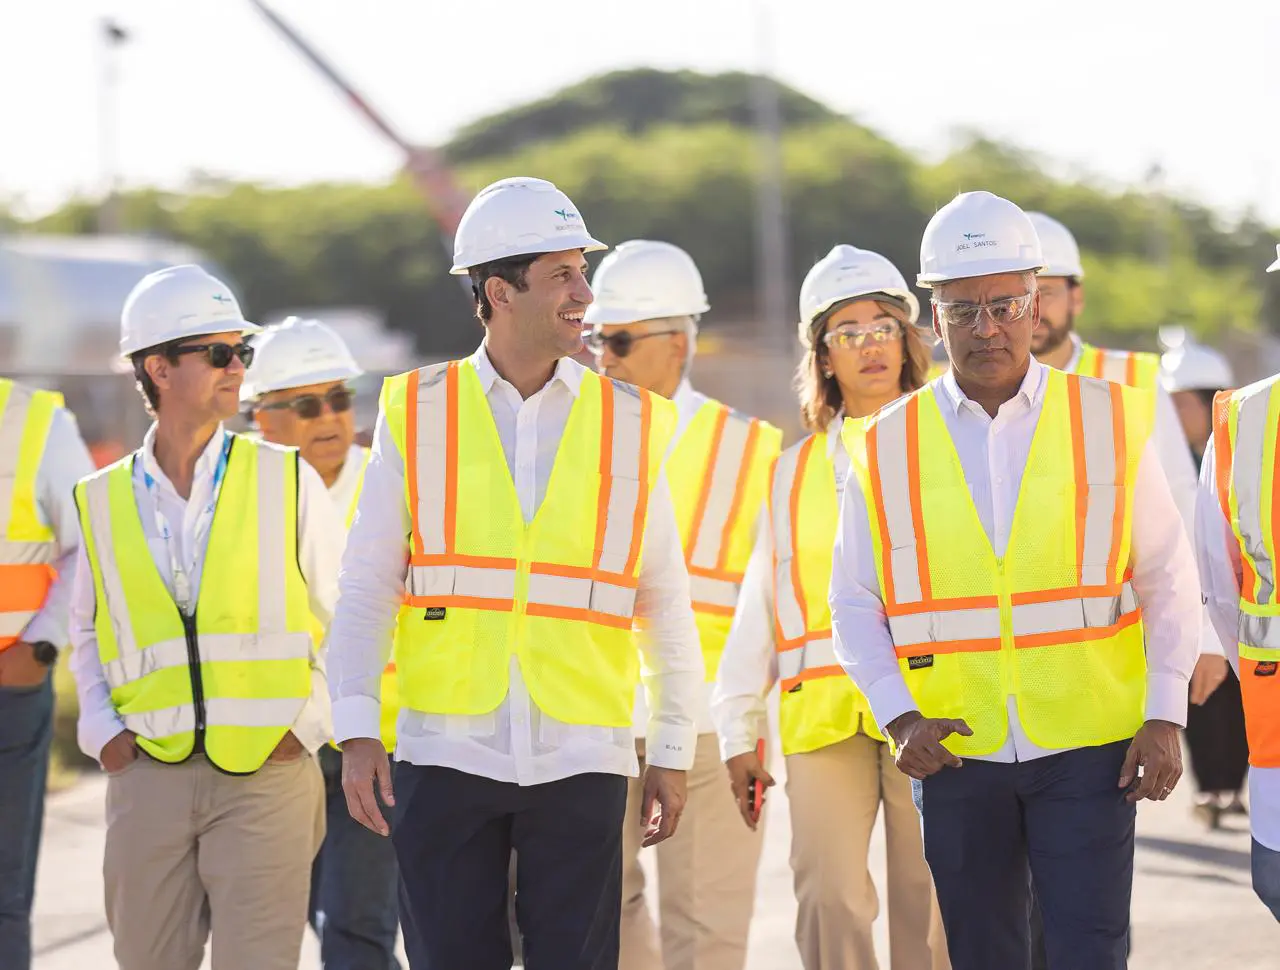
left=69, top=423, right=342, bottom=761
left=327, top=345, right=703, bottom=786
left=711, top=418, right=849, bottom=761
left=1195, top=433, right=1280, bottom=849
left=829, top=360, right=1201, bottom=761
left=18, top=407, right=96, bottom=648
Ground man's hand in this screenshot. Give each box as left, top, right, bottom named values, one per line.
left=725, top=749, right=775, bottom=831
left=342, top=737, right=394, bottom=836
left=267, top=731, right=305, bottom=763
left=1119, top=719, right=1183, bottom=803
left=0, top=643, right=51, bottom=688
left=640, top=765, right=686, bottom=848
left=1189, top=654, right=1229, bottom=706
left=100, top=730, right=139, bottom=774
left=885, top=711, right=973, bottom=780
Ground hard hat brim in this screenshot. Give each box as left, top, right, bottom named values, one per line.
left=119, top=318, right=264, bottom=360
left=1269, top=255, right=1280, bottom=274
left=582, top=301, right=711, bottom=325
left=449, top=237, right=609, bottom=275
left=916, top=259, right=1045, bottom=289
left=239, top=363, right=366, bottom=404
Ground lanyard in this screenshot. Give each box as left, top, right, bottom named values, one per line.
left=142, top=433, right=232, bottom=615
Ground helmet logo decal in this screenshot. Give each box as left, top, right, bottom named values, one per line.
left=212, top=293, right=233, bottom=304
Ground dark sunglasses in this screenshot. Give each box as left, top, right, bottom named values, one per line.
left=259, top=385, right=355, bottom=420
left=583, top=328, right=680, bottom=359
left=169, top=342, right=255, bottom=369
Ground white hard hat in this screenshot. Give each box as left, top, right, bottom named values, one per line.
left=240, top=317, right=364, bottom=403
left=1027, top=212, right=1085, bottom=280
left=1268, top=244, right=1280, bottom=273
left=797, top=245, right=919, bottom=348
left=1161, top=341, right=1234, bottom=393
left=917, top=191, right=1045, bottom=288
left=119, top=264, right=261, bottom=358
left=582, top=240, right=710, bottom=325
left=450, top=177, right=607, bottom=274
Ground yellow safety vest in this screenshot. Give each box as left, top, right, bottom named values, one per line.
left=1073, top=342, right=1160, bottom=390
left=383, top=359, right=677, bottom=727
left=0, top=380, right=62, bottom=650
left=1212, top=376, right=1280, bottom=768
left=846, top=369, right=1153, bottom=755
left=770, top=431, right=882, bottom=756
left=667, top=399, right=780, bottom=681
left=76, top=435, right=314, bottom=774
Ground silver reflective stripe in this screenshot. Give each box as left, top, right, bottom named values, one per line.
left=689, top=574, right=740, bottom=610
left=83, top=471, right=140, bottom=658
left=0, top=612, right=33, bottom=638
left=596, top=381, right=646, bottom=576
left=123, top=696, right=306, bottom=736
left=0, top=386, right=30, bottom=535
left=888, top=607, right=1001, bottom=646
left=1234, top=390, right=1275, bottom=603
left=1078, top=379, right=1120, bottom=586
left=687, top=410, right=753, bottom=572
left=413, top=363, right=453, bottom=558
left=406, top=564, right=516, bottom=601
left=525, top=572, right=638, bottom=620
left=777, top=636, right=838, bottom=682
left=770, top=442, right=806, bottom=643
left=255, top=447, right=288, bottom=636
left=102, top=631, right=314, bottom=691
left=1098, top=352, right=1129, bottom=384
left=1240, top=613, right=1280, bottom=651
left=872, top=401, right=924, bottom=605
left=0, top=541, right=57, bottom=566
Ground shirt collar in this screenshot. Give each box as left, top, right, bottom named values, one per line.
left=672, top=378, right=708, bottom=417
left=469, top=341, right=584, bottom=399
left=139, top=421, right=228, bottom=492
left=824, top=409, right=846, bottom=459
left=938, top=358, right=1046, bottom=415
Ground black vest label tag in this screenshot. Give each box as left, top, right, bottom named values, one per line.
left=907, top=654, right=934, bottom=671
left=424, top=607, right=447, bottom=621
left=1256, top=661, right=1277, bottom=677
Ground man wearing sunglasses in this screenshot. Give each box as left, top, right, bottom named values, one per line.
left=67, top=264, right=342, bottom=970
left=584, top=239, right=781, bottom=970
left=240, top=316, right=403, bottom=969
left=830, top=191, right=1200, bottom=970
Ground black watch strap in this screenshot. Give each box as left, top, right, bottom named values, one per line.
left=29, top=641, right=59, bottom=666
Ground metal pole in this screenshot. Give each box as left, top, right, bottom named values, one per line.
left=98, top=20, right=124, bottom=235
left=751, top=1, right=791, bottom=356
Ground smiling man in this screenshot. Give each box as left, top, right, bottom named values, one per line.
left=830, top=191, right=1201, bottom=970
left=326, top=178, right=704, bottom=970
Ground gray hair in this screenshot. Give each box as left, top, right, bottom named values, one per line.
left=646, top=314, right=700, bottom=380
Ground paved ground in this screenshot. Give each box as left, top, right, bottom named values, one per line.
left=32, top=745, right=1280, bottom=969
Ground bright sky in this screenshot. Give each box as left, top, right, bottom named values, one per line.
left=6, top=0, right=1278, bottom=226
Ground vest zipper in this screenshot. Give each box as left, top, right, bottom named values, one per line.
left=181, top=611, right=208, bottom=747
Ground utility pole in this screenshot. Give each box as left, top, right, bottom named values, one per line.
left=98, top=19, right=129, bottom=235
left=751, top=0, right=791, bottom=356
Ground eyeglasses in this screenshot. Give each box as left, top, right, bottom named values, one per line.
left=583, top=328, right=680, bottom=358
left=822, top=320, right=903, bottom=350
left=933, top=292, right=1035, bottom=330
left=259, top=385, right=355, bottom=420
left=169, top=342, right=255, bottom=369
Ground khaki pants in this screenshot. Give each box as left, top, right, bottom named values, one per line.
left=620, top=734, right=764, bottom=970
left=104, top=753, right=325, bottom=970
left=787, top=730, right=950, bottom=970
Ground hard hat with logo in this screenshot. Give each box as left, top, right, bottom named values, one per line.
left=119, top=264, right=262, bottom=358
left=450, top=177, right=607, bottom=274
left=917, top=191, right=1045, bottom=288
left=582, top=240, right=710, bottom=325
left=798, top=245, right=919, bottom=348
left=240, top=317, right=364, bottom=403
left=1027, top=212, right=1085, bottom=280
left=1268, top=244, right=1280, bottom=273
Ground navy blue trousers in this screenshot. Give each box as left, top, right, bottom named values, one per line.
left=392, top=764, right=626, bottom=970
left=916, top=740, right=1135, bottom=970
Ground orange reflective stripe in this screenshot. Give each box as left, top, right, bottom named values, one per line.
left=1214, top=391, right=1234, bottom=524
left=1106, top=381, right=1126, bottom=583
left=896, top=637, right=1002, bottom=657
left=1014, top=610, right=1141, bottom=649
left=780, top=665, right=844, bottom=692
left=1010, top=583, right=1126, bottom=606
left=716, top=417, right=760, bottom=571
left=693, top=602, right=736, bottom=617
left=1124, top=353, right=1137, bottom=387
left=444, top=362, right=459, bottom=554
left=525, top=603, right=633, bottom=629
left=0, top=563, right=55, bottom=610
left=593, top=379, right=615, bottom=569
left=529, top=561, right=639, bottom=588
left=1067, top=375, right=1088, bottom=578
left=403, top=594, right=514, bottom=611
left=885, top=594, right=999, bottom=615
left=409, top=553, right=518, bottom=569
left=405, top=368, right=424, bottom=555
left=688, top=564, right=742, bottom=583
left=777, top=628, right=831, bottom=651
left=624, top=390, right=652, bottom=577
left=904, top=397, right=931, bottom=602
left=788, top=435, right=816, bottom=633
left=684, top=406, right=728, bottom=562
left=865, top=422, right=897, bottom=604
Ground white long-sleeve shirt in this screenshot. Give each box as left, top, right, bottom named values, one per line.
left=69, top=423, right=342, bottom=761
left=829, top=360, right=1202, bottom=762
left=19, top=406, right=97, bottom=648
left=1195, top=433, right=1280, bottom=849
left=327, top=345, right=703, bottom=786
left=710, top=419, right=849, bottom=761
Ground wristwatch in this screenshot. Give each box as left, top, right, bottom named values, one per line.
left=28, top=641, right=58, bottom=667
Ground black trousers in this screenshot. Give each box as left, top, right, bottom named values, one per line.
left=392, top=764, right=627, bottom=970
left=1186, top=667, right=1249, bottom=794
